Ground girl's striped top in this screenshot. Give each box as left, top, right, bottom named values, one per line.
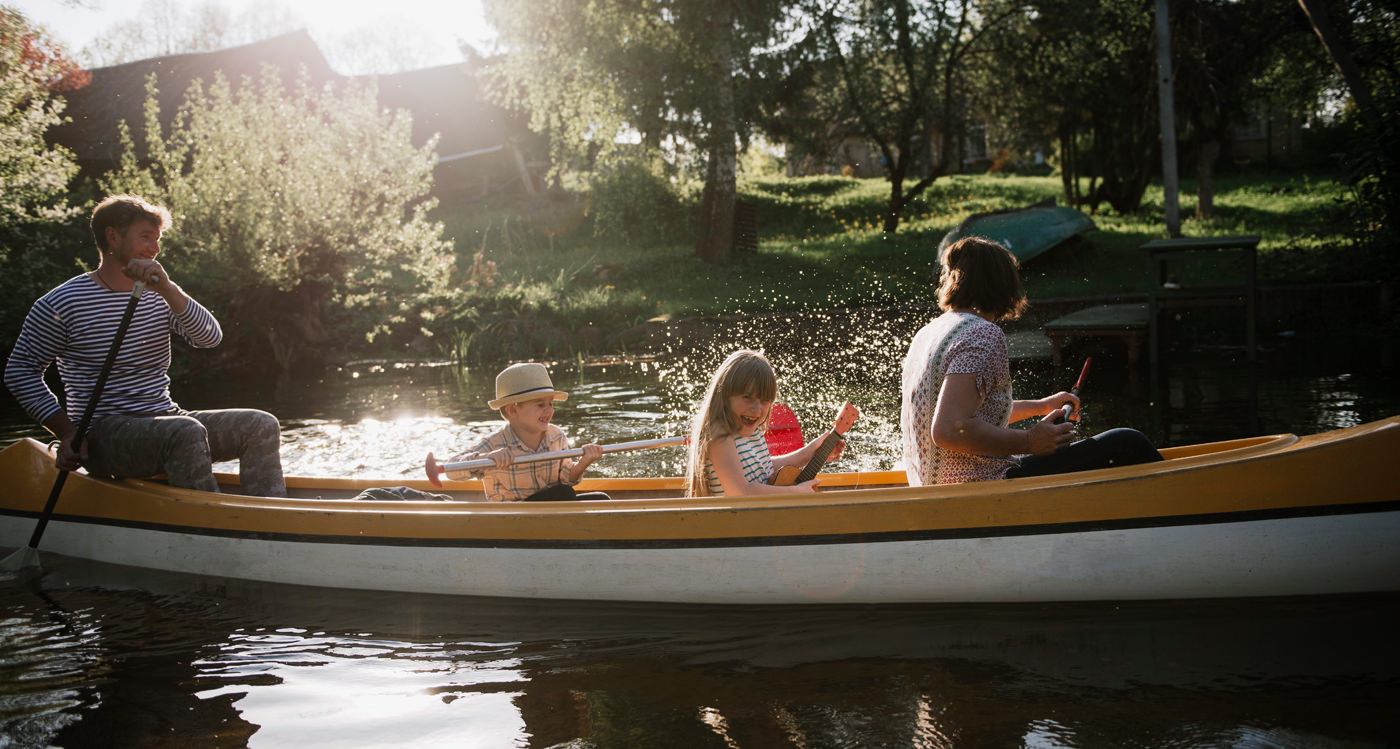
left=4, top=274, right=222, bottom=426
left=704, top=431, right=774, bottom=495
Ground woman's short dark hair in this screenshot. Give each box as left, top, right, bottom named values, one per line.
left=91, top=194, right=172, bottom=255
left=936, top=236, right=1028, bottom=320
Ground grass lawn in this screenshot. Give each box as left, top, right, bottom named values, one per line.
left=428, top=170, right=1383, bottom=361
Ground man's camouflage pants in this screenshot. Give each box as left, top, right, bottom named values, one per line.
left=84, top=408, right=286, bottom=497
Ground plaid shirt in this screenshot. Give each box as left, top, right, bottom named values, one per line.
left=446, top=423, right=573, bottom=502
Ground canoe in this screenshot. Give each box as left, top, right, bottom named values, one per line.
left=3, top=416, right=1398, bottom=605
left=939, top=199, right=1095, bottom=262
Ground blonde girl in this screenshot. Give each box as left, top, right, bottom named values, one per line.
left=685, top=349, right=837, bottom=497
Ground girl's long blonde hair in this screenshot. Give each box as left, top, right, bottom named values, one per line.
left=685, top=350, right=779, bottom=497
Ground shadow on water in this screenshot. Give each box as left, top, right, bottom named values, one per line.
left=3, top=554, right=1399, bottom=746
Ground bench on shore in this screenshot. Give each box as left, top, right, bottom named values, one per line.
left=1042, top=303, right=1149, bottom=366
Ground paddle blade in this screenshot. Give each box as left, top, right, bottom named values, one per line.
left=0, top=545, right=40, bottom=572
left=425, top=452, right=443, bottom=488
left=765, top=403, right=805, bottom=455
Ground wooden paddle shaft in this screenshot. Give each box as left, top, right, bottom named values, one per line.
left=433, top=435, right=686, bottom=474
left=24, top=281, right=146, bottom=550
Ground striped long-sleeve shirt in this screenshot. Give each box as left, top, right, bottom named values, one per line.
left=4, top=274, right=222, bottom=426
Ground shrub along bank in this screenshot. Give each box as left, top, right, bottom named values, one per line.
left=426, top=171, right=1394, bottom=364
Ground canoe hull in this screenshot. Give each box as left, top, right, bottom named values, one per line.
left=11, top=509, right=1398, bottom=604
left=4, top=416, right=1399, bottom=604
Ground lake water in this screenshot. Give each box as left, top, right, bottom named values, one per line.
left=3, top=307, right=1399, bottom=746
left=4, top=557, right=1399, bottom=747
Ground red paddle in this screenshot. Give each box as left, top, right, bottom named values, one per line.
left=1055, top=357, right=1092, bottom=423
left=765, top=403, right=805, bottom=454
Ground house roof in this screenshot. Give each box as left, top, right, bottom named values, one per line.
left=371, top=61, right=527, bottom=161
left=49, top=29, right=530, bottom=169
left=50, top=30, right=335, bottom=165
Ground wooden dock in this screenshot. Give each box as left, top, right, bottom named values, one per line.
left=1042, top=303, right=1149, bottom=366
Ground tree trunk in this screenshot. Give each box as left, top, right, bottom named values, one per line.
left=694, top=7, right=738, bottom=265
left=1296, top=0, right=1377, bottom=128
left=1196, top=138, right=1220, bottom=219
left=883, top=160, right=907, bottom=233
left=1059, top=125, right=1075, bottom=206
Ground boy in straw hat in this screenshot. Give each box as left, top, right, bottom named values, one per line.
left=446, top=362, right=608, bottom=502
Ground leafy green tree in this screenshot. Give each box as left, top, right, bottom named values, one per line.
left=1297, top=0, right=1398, bottom=259
left=1170, top=0, right=1332, bottom=219
left=0, top=7, right=89, bottom=351
left=101, top=68, right=455, bottom=371
left=482, top=0, right=788, bottom=264
left=799, top=0, right=1018, bottom=233
left=981, top=0, right=1161, bottom=214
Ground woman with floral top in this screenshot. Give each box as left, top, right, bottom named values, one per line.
left=901, top=237, right=1161, bottom=485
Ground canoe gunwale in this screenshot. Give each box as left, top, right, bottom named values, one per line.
left=4, top=429, right=1306, bottom=517
left=1, top=418, right=1393, bottom=540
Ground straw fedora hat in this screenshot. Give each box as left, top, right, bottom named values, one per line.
left=488, top=362, right=569, bottom=409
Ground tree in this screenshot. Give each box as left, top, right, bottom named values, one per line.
left=1296, top=0, right=1398, bottom=257
left=0, top=7, right=89, bottom=351
left=1172, top=0, right=1313, bottom=219
left=101, top=69, right=455, bottom=372
left=482, top=0, right=788, bottom=264
left=801, top=0, right=1017, bottom=233
left=1, top=6, right=86, bottom=226
left=81, top=0, right=301, bottom=67
left=982, top=0, right=1161, bottom=214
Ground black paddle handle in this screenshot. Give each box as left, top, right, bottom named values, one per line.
left=1054, top=358, right=1092, bottom=424
left=26, top=281, right=145, bottom=548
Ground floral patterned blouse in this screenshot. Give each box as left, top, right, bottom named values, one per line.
left=900, top=312, right=1017, bottom=484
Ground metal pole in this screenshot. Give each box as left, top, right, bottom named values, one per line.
left=1154, top=0, right=1181, bottom=237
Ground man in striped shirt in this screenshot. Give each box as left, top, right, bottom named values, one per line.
left=4, top=194, right=286, bottom=496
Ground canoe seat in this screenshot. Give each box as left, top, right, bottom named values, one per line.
left=1043, top=303, right=1149, bottom=366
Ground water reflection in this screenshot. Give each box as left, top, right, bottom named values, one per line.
left=4, top=556, right=1399, bottom=746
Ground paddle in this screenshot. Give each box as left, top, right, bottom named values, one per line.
left=765, top=403, right=805, bottom=454
left=1054, top=357, right=1092, bottom=424
left=425, top=435, right=687, bottom=488
left=3, top=279, right=149, bottom=572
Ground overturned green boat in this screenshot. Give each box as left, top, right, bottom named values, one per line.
left=939, top=199, right=1096, bottom=262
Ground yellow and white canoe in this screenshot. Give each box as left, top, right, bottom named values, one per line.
left=2, top=416, right=1398, bottom=605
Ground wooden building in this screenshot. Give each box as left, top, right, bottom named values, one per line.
left=46, top=30, right=544, bottom=202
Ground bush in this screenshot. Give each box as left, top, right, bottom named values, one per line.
left=101, top=68, right=455, bottom=372
left=587, top=151, right=693, bottom=249
left=0, top=9, right=87, bottom=352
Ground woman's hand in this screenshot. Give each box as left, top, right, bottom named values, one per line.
left=1037, top=391, right=1081, bottom=421
left=1026, top=412, right=1076, bottom=455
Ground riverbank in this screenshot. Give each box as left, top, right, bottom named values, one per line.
left=612, top=279, right=1395, bottom=365
left=427, top=171, right=1397, bottom=366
